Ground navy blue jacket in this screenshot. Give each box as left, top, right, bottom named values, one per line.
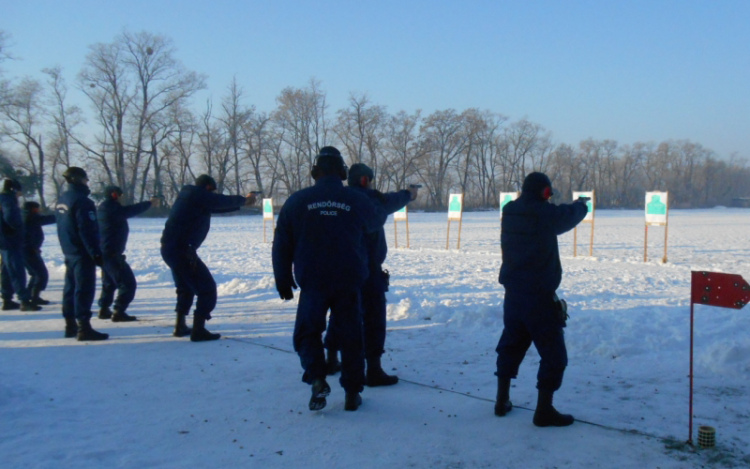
left=0, top=192, right=24, bottom=251
left=98, top=199, right=152, bottom=256
left=55, top=183, right=102, bottom=259
left=24, top=211, right=56, bottom=251
left=161, top=185, right=246, bottom=250
left=349, top=187, right=411, bottom=269
left=272, top=175, right=380, bottom=292
left=499, top=194, right=587, bottom=293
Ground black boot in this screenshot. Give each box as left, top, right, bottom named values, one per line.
left=190, top=316, right=220, bottom=342
left=344, top=392, right=362, bottom=411
left=111, top=308, right=137, bottom=322
left=98, top=307, right=112, bottom=320
left=2, top=299, right=20, bottom=311
left=366, top=356, right=398, bottom=387
left=325, top=348, right=341, bottom=375
left=173, top=312, right=192, bottom=337
left=494, top=376, right=513, bottom=416
left=31, top=288, right=50, bottom=305
left=76, top=318, right=109, bottom=341
left=20, top=300, right=42, bottom=311
left=64, top=317, right=78, bottom=338
left=533, top=389, right=574, bottom=427
left=309, top=378, right=331, bottom=411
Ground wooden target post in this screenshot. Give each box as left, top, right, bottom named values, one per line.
left=644, top=191, right=669, bottom=263
left=262, top=198, right=274, bottom=243
left=446, top=193, right=464, bottom=250
left=393, top=205, right=410, bottom=248
left=572, top=190, right=595, bottom=257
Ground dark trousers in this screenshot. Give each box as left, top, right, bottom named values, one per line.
left=62, top=255, right=96, bottom=320
left=495, top=288, right=568, bottom=392
left=98, top=254, right=137, bottom=313
left=324, top=273, right=387, bottom=360
left=23, top=248, right=49, bottom=293
left=1, top=248, right=30, bottom=302
left=294, top=287, right=365, bottom=393
left=161, top=245, right=216, bottom=320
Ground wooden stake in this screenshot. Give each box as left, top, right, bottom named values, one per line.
left=644, top=224, right=649, bottom=262
left=394, top=220, right=399, bottom=249
left=406, top=215, right=411, bottom=249
left=457, top=214, right=463, bottom=250
left=589, top=216, right=595, bottom=257
left=573, top=227, right=578, bottom=257
left=446, top=220, right=451, bottom=250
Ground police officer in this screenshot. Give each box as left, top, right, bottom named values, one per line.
left=273, top=147, right=379, bottom=412
left=324, top=163, right=417, bottom=386
left=0, top=179, right=41, bottom=311
left=97, top=186, right=159, bottom=322
left=161, top=175, right=256, bottom=342
left=23, top=201, right=56, bottom=305
left=495, top=172, right=588, bottom=427
left=55, top=167, right=108, bottom=340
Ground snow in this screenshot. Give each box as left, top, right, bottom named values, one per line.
left=2, top=209, right=749, bottom=468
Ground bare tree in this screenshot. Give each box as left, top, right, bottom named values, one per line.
left=0, top=77, right=48, bottom=206
left=418, top=109, right=467, bottom=208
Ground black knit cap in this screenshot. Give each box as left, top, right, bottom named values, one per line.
left=195, top=174, right=217, bottom=190
left=314, top=146, right=346, bottom=174
left=347, top=163, right=374, bottom=187
left=2, top=178, right=22, bottom=193
left=521, top=172, right=553, bottom=199
left=62, top=167, right=88, bottom=184
left=104, top=185, right=123, bottom=199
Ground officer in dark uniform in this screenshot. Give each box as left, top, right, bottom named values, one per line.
left=495, top=172, right=588, bottom=427
left=161, top=175, right=256, bottom=342
left=55, top=167, right=108, bottom=340
left=324, top=163, right=417, bottom=386
left=0, top=179, right=41, bottom=311
left=23, top=201, right=56, bottom=305
left=272, top=147, right=379, bottom=412
left=96, top=186, right=159, bottom=322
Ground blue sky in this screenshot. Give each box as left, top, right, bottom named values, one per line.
left=2, top=0, right=749, bottom=159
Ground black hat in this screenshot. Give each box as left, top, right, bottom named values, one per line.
left=195, top=174, right=217, bottom=190
left=347, top=163, right=374, bottom=188
left=24, top=201, right=40, bottom=211
left=63, top=167, right=88, bottom=184
left=521, top=172, right=553, bottom=200
left=104, top=185, right=123, bottom=199
left=2, top=178, right=22, bottom=193
left=312, top=146, right=347, bottom=180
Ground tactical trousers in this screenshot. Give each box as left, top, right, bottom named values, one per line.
left=495, top=288, right=568, bottom=392
left=1, top=248, right=31, bottom=302
left=23, top=248, right=49, bottom=292
left=324, top=273, right=387, bottom=360
left=98, top=254, right=137, bottom=313
left=161, top=245, right=217, bottom=320
left=62, top=255, right=96, bottom=320
left=294, top=287, right=365, bottom=393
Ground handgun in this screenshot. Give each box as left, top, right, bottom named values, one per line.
left=409, top=184, right=422, bottom=189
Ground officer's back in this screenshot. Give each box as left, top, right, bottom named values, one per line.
left=274, top=174, right=378, bottom=292
left=500, top=174, right=586, bottom=293
left=56, top=181, right=99, bottom=258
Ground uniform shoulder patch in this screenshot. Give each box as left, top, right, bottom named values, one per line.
left=88, top=211, right=96, bottom=221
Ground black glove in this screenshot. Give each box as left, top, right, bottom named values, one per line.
left=278, top=280, right=298, bottom=301
left=93, top=254, right=104, bottom=267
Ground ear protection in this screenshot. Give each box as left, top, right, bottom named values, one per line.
left=311, top=154, right=348, bottom=181
left=542, top=186, right=553, bottom=200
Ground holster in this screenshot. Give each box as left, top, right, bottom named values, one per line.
left=553, top=293, right=569, bottom=328
left=381, top=269, right=390, bottom=292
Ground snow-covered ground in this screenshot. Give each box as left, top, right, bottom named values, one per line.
left=1, top=208, right=749, bottom=468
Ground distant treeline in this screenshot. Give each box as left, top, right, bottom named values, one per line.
left=1, top=30, right=748, bottom=210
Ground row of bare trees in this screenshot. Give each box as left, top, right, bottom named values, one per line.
left=1, top=30, right=749, bottom=210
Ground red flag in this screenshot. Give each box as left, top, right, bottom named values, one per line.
left=691, top=271, right=750, bottom=309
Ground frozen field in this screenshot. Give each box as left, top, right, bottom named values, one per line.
left=1, top=208, right=749, bottom=468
